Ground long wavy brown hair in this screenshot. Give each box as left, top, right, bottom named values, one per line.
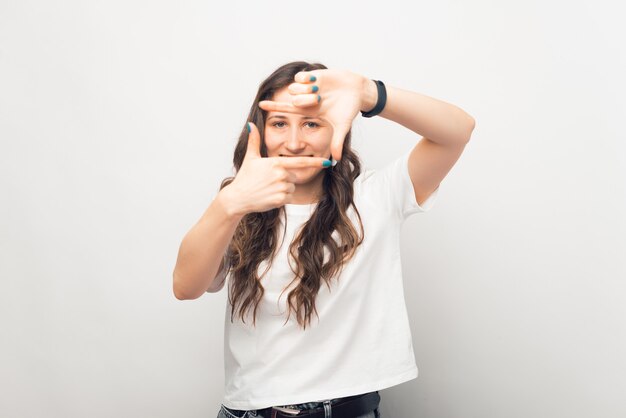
left=219, top=61, right=365, bottom=330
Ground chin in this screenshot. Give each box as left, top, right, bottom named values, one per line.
left=292, top=168, right=321, bottom=182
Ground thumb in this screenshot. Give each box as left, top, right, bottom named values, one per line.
left=244, top=122, right=261, bottom=161
left=330, top=121, right=351, bottom=162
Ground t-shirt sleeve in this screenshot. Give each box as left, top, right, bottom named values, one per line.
left=360, top=150, right=440, bottom=220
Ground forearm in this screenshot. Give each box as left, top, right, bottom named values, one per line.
left=361, top=79, right=475, bottom=146
left=172, top=187, right=242, bottom=300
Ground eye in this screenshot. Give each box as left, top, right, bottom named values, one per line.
left=270, top=121, right=319, bottom=129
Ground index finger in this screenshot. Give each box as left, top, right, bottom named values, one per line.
left=258, top=100, right=298, bottom=113
left=272, top=156, right=332, bottom=168
left=259, top=96, right=320, bottom=113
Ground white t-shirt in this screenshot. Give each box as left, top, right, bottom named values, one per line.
left=222, top=150, right=439, bottom=410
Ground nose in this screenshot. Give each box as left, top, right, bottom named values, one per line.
left=285, top=125, right=306, bottom=152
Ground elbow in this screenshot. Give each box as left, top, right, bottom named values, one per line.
left=173, top=285, right=188, bottom=301
left=464, top=115, right=476, bottom=142
left=173, top=280, right=188, bottom=300
left=172, top=272, right=199, bottom=300
left=454, top=116, right=475, bottom=145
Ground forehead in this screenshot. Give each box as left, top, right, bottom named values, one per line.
left=271, top=87, right=292, bottom=102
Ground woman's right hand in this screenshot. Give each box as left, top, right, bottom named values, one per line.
left=219, top=122, right=331, bottom=216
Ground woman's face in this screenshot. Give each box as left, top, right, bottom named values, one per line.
left=263, top=87, right=333, bottom=184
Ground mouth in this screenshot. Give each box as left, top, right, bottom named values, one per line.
left=280, top=154, right=313, bottom=157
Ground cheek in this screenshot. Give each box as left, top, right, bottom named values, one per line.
left=317, top=133, right=333, bottom=151
left=262, top=135, right=279, bottom=153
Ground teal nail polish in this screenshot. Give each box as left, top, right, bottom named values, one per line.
left=312, top=85, right=319, bottom=93
left=322, top=159, right=331, bottom=167
left=317, top=94, right=321, bottom=103
left=246, top=122, right=250, bottom=133
left=310, top=76, right=316, bottom=82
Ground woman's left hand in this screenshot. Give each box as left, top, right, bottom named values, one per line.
left=258, top=69, right=371, bottom=162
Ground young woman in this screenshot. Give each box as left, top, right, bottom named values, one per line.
left=173, top=61, right=475, bottom=418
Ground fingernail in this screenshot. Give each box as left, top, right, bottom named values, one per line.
left=322, top=159, right=331, bottom=167
left=312, top=85, right=319, bottom=93
left=310, top=76, right=316, bottom=82
left=332, top=159, right=338, bottom=167
left=317, top=95, right=321, bottom=103
left=246, top=122, right=250, bottom=133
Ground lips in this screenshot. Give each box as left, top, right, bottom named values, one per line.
left=280, top=155, right=313, bottom=157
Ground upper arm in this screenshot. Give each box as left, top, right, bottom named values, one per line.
left=408, top=137, right=469, bottom=206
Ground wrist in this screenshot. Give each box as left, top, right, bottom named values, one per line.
left=360, top=78, right=378, bottom=113
left=216, top=186, right=246, bottom=222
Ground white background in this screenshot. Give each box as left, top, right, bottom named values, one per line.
left=1, top=1, right=625, bottom=417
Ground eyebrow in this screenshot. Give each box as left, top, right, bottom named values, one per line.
left=267, top=115, right=321, bottom=121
